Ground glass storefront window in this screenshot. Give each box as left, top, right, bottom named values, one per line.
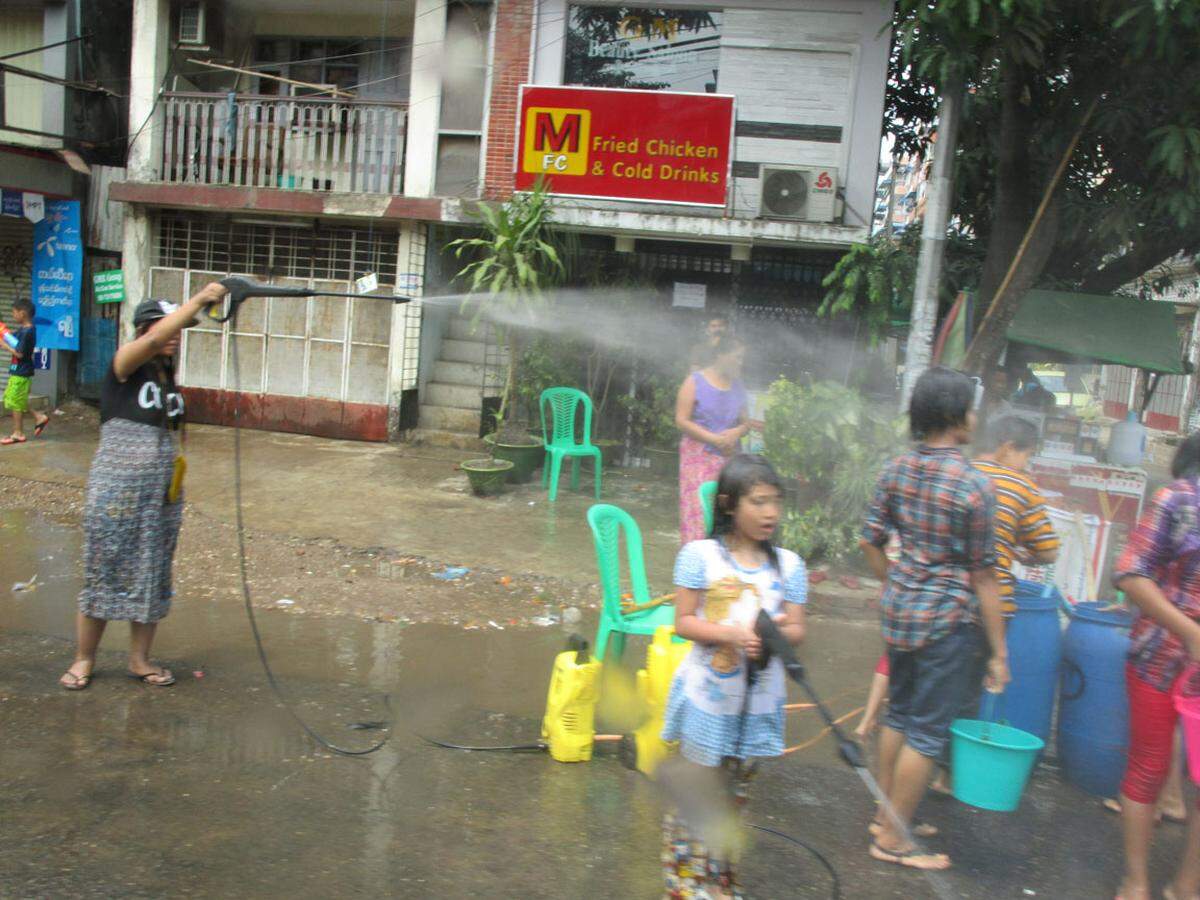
left=563, top=6, right=722, bottom=94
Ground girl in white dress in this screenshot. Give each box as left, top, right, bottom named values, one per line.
left=661, top=454, right=807, bottom=899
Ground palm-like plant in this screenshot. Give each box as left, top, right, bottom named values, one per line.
left=449, top=183, right=564, bottom=442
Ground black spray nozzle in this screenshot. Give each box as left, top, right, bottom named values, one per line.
left=209, top=276, right=412, bottom=324
left=566, top=633, right=590, bottom=665
left=754, top=610, right=866, bottom=770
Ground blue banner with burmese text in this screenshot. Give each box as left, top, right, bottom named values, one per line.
left=32, top=199, right=82, bottom=351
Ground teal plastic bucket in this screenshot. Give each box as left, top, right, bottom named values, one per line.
left=950, top=719, right=1045, bottom=812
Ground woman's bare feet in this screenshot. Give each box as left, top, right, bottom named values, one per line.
left=59, top=659, right=94, bottom=691
left=870, top=840, right=951, bottom=870
left=870, top=820, right=939, bottom=838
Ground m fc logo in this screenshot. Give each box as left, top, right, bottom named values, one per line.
left=522, top=107, right=591, bottom=176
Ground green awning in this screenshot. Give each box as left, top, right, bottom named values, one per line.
left=1006, top=289, right=1186, bottom=374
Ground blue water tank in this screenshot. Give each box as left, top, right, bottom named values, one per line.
left=1058, top=602, right=1134, bottom=797
left=981, top=580, right=1062, bottom=743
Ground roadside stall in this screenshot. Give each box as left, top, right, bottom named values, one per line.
left=1003, top=290, right=1190, bottom=603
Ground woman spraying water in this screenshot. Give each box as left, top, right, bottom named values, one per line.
left=660, top=454, right=807, bottom=899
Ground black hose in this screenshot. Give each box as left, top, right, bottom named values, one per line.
left=230, top=315, right=392, bottom=757
left=748, top=823, right=841, bottom=900
left=420, top=735, right=548, bottom=753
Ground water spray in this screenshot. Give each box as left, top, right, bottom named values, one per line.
left=221, top=277, right=412, bottom=757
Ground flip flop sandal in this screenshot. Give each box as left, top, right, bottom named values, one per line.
left=869, top=841, right=952, bottom=871
left=1, top=435, right=27, bottom=445
left=60, top=670, right=93, bottom=691
left=33, top=419, right=48, bottom=437
left=128, top=668, right=176, bottom=687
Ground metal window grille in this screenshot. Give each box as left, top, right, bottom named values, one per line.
left=158, top=213, right=400, bottom=284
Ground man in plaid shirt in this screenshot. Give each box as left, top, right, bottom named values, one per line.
left=860, top=366, right=1010, bottom=871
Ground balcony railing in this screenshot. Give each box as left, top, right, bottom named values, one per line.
left=160, top=92, right=407, bottom=195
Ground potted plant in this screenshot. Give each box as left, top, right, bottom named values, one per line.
left=449, top=181, right=564, bottom=446
left=482, top=411, right=544, bottom=484
left=460, top=457, right=515, bottom=496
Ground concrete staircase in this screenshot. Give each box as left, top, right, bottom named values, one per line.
left=414, top=315, right=505, bottom=448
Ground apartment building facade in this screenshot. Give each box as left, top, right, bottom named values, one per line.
left=109, top=0, right=890, bottom=441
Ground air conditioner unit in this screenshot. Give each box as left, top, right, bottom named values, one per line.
left=178, top=2, right=207, bottom=46
left=759, top=165, right=838, bottom=223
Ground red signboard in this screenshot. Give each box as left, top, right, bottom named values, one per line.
left=514, top=84, right=735, bottom=207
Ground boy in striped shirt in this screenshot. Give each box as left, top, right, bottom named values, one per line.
left=973, top=416, right=1060, bottom=611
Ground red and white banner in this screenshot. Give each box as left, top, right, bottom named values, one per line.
left=514, top=84, right=735, bottom=207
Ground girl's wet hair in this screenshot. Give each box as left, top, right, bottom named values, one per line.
left=1171, top=431, right=1200, bottom=479
left=909, top=366, right=974, bottom=440
left=711, top=453, right=783, bottom=572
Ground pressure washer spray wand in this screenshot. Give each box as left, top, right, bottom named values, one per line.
left=211, top=276, right=413, bottom=324
left=753, top=610, right=957, bottom=900
left=753, top=610, right=864, bottom=770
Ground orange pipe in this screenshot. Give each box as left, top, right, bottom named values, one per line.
left=782, top=706, right=866, bottom=755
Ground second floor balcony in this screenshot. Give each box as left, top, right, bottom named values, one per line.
left=159, top=92, right=407, bottom=195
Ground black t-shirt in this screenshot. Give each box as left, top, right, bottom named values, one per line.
left=8, top=325, right=35, bottom=377
left=100, top=361, right=185, bottom=428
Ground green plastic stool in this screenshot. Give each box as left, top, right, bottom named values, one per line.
left=540, top=387, right=602, bottom=502
left=586, top=503, right=675, bottom=663
left=698, top=480, right=718, bottom=537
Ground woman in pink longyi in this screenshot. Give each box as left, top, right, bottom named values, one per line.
left=674, top=335, right=749, bottom=545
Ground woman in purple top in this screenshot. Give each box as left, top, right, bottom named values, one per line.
left=674, top=335, right=749, bottom=544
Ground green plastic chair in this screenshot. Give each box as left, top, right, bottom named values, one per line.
left=587, top=504, right=675, bottom=663
left=699, top=480, right=718, bottom=537
left=540, top=387, right=602, bottom=502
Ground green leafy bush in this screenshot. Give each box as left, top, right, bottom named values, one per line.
left=620, top=369, right=681, bottom=450
left=763, top=379, right=907, bottom=562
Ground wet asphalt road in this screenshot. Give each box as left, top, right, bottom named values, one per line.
left=0, top=508, right=1190, bottom=898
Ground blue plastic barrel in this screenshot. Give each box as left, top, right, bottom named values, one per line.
left=1058, top=602, right=1134, bottom=797
left=981, top=579, right=1063, bottom=743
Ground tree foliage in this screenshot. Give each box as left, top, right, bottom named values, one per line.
left=838, top=0, right=1200, bottom=372
left=818, top=226, right=985, bottom=344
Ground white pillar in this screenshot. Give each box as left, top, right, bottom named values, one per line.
left=120, top=0, right=169, bottom=342
left=403, top=0, right=447, bottom=198
left=126, top=0, right=169, bottom=181
left=388, top=223, right=426, bottom=437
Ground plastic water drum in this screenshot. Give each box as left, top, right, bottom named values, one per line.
left=1108, top=411, right=1147, bottom=467
left=982, top=579, right=1062, bottom=743
left=1058, top=602, right=1134, bottom=796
